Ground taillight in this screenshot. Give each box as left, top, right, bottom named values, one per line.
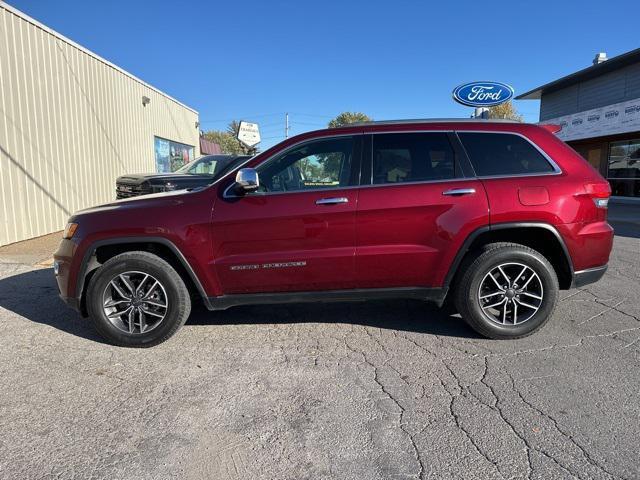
left=584, top=182, right=611, bottom=209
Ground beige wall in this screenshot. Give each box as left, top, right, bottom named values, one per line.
left=0, top=3, right=200, bottom=246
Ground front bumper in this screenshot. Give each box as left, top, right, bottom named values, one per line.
left=53, top=238, right=82, bottom=312
left=59, top=294, right=81, bottom=312
left=571, top=265, right=608, bottom=288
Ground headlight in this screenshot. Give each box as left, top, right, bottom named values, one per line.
left=63, top=222, right=78, bottom=239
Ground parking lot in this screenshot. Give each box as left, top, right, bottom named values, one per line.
left=0, top=217, right=638, bottom=479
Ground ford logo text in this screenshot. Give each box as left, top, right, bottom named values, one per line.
left=452, top=81, right=514, bottom=107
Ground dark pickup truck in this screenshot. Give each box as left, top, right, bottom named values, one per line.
left=115, top=154, right=251, bottom=198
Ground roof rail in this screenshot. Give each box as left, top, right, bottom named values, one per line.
left=347, top=118, right=522, bottom=126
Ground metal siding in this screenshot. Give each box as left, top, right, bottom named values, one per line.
left=625, top=63, right=640, bottom=99
left=540, top=85, right=579, bottom=120
left=0, top=5, right=199, bottom=246
left=540, top=63, right=640, bottom=120
left=578, top=69, right=626, bottom=111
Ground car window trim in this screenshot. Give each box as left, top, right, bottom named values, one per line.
left=455, top=130, right=563, bottom=179
left=223, top=133, right=360, bottom=199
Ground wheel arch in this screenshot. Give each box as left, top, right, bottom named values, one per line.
left=444, top=223, right=575, bottom=291
left=76, top=237, right=211, bottom=315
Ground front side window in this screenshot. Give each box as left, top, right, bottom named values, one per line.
left=372, top=133, right=455, bottom=185
left=257, top=137, right=354, bottom=192
left=458, top=133, right=555, bottom=177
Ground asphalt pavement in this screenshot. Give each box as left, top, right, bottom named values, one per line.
left=0, top=215, right=638, bottom=479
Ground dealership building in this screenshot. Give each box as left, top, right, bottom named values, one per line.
left=0, top=3, right=217, bottom=246
left=517, top=48, right=640, bottom=201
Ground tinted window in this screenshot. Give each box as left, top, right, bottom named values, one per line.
left=372, top=133, right=455, bottom=185
left=257, top=137, right=354, bottom=192
left=459, top=133, right=554, bottom=176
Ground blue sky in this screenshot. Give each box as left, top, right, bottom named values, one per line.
left=8, top=0, right=639, bottom=149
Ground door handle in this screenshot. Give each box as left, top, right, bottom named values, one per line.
left=315, top=197, right=349, bottom=205
left=442, top=188, right=476, bottom=196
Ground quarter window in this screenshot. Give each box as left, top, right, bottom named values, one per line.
left=458, top=133, right=555, bottom=176
left=257, top=137, right=354, bottom=192
left=372, top=133, right=455, bottom=185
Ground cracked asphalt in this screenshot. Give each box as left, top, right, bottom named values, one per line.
left=0, top=231, right=638, bottom=479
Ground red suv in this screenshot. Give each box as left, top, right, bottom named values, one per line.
left=54, top=119, right=613, bottom=347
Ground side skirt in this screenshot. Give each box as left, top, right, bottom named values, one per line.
left=206, top=287, right=449, bottom=311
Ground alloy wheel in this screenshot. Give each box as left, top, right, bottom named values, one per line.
left=477, top=262, right=544, bottom=326
left=102, top=271, right=168, bottom=334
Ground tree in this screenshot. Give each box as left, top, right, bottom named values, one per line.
left=328, top=112, right=372, bottom=128
left=487, top=101, right=524, bottom=122
left=202, top=121, right=256, bottom=155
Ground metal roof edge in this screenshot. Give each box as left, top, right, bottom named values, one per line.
left=516, top=48, right=640, bottom=101
left=0, top=1, right=198, bottom=115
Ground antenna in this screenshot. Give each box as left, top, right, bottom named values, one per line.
left=285, top=112, right=290, bottom=139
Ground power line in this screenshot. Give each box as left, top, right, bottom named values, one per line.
left=289, top=112, right=335, bottom=119
left=199, top=112, right=285, bottom=124
left=291, top=120, right=326, bottom=127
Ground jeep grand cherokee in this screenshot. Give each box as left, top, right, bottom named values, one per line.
left=54, top=119, right=613, bottom=347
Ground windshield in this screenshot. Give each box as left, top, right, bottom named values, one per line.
left=174, top=155, right=253, bottom=184
left=210, top=155, right=253, bottom=182
left=175, top=156, right=217, bottom=175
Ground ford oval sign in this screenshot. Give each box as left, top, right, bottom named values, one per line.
left=452, top=81, right=514, bottom=107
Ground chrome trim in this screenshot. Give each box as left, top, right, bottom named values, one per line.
left=235, top=168, right=260, bottom=192
left=315, top=197, right=349, bottom=205
left=443, top=188, right=476, bottom=196
left=358, top=177, right=470, bottom=189
left=574, top=265, right=608, bottom=275
left=225, top=186, right=354, bottom=198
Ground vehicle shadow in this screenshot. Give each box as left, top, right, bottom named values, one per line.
left=0, top=267, right=479, bottom=343
left=0, top=266, right=107, bottom=344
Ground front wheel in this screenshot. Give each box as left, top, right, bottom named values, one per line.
left=86, top=251, right=191, bottom=347
left=454, top=243, right=559, bottom=339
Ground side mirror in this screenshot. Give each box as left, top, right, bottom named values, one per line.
left=234, top=168, right=259, bottom=194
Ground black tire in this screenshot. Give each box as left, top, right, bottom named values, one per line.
left=86, top=251, right=191, bottom=347
left=454, top=242, right=559, bottom=339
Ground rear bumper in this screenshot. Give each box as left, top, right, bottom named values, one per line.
left=571, top=265, right=608, bottom=288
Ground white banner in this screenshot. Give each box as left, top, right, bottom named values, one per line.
left=540, top=97, right=640, bottom=142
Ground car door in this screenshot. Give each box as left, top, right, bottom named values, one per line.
left=355, top=131, right=489, bottom=289
left=211, top=135, right=362, bottom=294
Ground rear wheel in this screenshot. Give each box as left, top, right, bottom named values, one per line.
left=454, top=243, right=559, bottom=339
left=86, top=251, right=191, bottom=347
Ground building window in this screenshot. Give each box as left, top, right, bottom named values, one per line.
left=154, top=136, right=195, bottom=173
left=608, top=139, right=640, bottom=197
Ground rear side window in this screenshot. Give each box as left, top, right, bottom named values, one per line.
left=458, top=133, right=555, bottom=177
left=372, top=133, right=455, bottom=184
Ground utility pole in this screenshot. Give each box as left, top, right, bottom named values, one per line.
left=285, top=112, right=289, bottom=139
